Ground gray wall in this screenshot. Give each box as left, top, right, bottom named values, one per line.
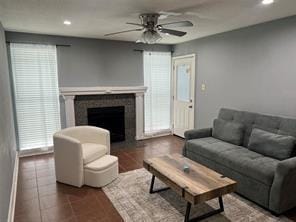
left=173, top=16, right=296, bottom=129
left=6, top=16, right=296, bottom=132
left=0, top=22, right=17, bottom=222
left=5, top=32, right=172, bottom=87
left=5, top=32, right=172, bottom=128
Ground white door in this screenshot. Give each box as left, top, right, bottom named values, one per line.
left=172, top=54, right=195, bottom=138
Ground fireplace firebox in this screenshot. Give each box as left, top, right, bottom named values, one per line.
left=87, top=106, right=125, bottom=142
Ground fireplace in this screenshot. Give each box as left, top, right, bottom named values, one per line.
left=60, top=86, right=147, bottom=141
left=87, top=106, right=125, bottom=142
left=74, top=94, right=136, bottom=143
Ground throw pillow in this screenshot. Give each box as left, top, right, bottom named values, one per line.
left=212, top=119, right=245, bottom=145
left=248, top=128, right=296, bottom=160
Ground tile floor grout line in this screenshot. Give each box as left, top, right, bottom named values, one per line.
left=34, top=158, right=43, bottom=222
left=67, top=195, right=76, bottom=221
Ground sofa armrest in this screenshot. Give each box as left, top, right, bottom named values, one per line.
left=184, top=128, right=212, bottom=141
left=270, top=157, right=296, bottom=214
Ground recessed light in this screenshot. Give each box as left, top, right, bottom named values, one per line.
left=63, top=20, right=71, bottom=25
left=262, top=0, right=274, bottom=5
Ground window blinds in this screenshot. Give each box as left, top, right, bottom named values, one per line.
left=144, top=51, right=171, bottom=134
left=10, top=43, right=61, bottom=150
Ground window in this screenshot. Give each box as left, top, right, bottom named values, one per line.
left=144, top=51, right=171, bottom=134
left=10, top=43, right=61, bottom=150
left=176, top=64, right=190, bottom=102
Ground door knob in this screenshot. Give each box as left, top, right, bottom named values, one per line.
left=189, top=105, right=193, bottom=108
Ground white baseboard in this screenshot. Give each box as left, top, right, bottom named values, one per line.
left=141, top=130, right=173, bottom=140
left=19, top=147, right=53, bottom=157
left=7, top=152, right=19, bottom=222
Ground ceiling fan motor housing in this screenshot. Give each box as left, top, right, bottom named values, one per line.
left=140, top=13, right=160, bottom=30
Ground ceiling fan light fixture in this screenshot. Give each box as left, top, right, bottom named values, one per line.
left=138, top=30, right=162, bottom=44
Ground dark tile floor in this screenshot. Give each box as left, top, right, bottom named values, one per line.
left=14, top=135, right=296, bottom=222
left=14, top=135, right=184, bottom=222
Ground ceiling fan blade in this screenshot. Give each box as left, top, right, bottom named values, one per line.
left=158, top=21, right=193, bottom=29
left=126, top=22, right=144, bottom=27
left=104, top=28, right=143, bottom=36
left=158, top=28, right=187, bottom=37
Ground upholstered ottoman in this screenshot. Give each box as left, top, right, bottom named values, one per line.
left=84, top=155, right=118, bottom=187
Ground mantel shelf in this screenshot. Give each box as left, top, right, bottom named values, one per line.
left=60, top=86, right=147, bottom=96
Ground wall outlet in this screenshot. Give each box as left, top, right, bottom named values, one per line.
left=201, top=83, right=206, bottom=91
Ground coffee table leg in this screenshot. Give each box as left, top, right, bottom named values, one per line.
left=219, top=196, right=224, bottom=211
left=149, top=175, right=170, bottom=194
left=184, top=202, right=192, bottom=222
left=184, top=196, right=224, bottom=222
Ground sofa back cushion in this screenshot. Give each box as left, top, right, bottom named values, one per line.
left=212, top=119, right=244, bottom=145
left=248, top=128, right=295, bottom=160
left=218, top=108, right=296, bottom=148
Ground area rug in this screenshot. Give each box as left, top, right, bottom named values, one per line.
left=103, top=168, right=291, bottom=222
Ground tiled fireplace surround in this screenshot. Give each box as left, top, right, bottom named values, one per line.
left=60, top=86, right=147, bottom=141
left=75, top=94, right=135, bottom=142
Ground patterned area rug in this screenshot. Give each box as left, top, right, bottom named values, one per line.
left=103, top=168, right=291, bottom=222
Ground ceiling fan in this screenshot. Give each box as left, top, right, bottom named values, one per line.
left=104, top=13, right=193, bottom=44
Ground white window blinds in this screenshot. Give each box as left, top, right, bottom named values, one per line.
left=144, top=51, right=171, bottom=134
left=10, top=43, right=61, bottom=150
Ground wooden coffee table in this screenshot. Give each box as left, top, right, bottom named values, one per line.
left=143, top=153, right=237, bottom=222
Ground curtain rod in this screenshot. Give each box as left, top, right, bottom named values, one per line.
left=6, top=41, right=71, bottom=47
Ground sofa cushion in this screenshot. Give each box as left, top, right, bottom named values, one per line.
left=186, top=137, right=242, bottom=160
left=186, top=137, right=279, bottom=185
left=248, top=128, right=295, bottom=160
left=186, top=152, right=271, bottom=208
left=212, top=119, right=244, bottom=145
left=82, top=143, right=108, bottom=164
left=218, top=148, right=279, bottom=185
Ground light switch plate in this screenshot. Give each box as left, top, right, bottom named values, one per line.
left=201, top=83, right=206, bottom=91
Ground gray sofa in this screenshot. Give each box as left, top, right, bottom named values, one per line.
left=183, top=108, right=296, bottom=214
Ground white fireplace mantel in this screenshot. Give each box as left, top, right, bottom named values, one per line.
left=60, top=86, right=147, bottom=96
left=60, top=86, right=147, bottom=140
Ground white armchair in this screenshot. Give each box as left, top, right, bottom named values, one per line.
left=53, top=126, right=118, bottom=187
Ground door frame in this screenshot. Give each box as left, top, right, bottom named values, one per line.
left=171, top=54, right=196, bottom=137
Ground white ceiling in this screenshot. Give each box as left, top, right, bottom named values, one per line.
left=0, top=0, right=296, bottom=44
